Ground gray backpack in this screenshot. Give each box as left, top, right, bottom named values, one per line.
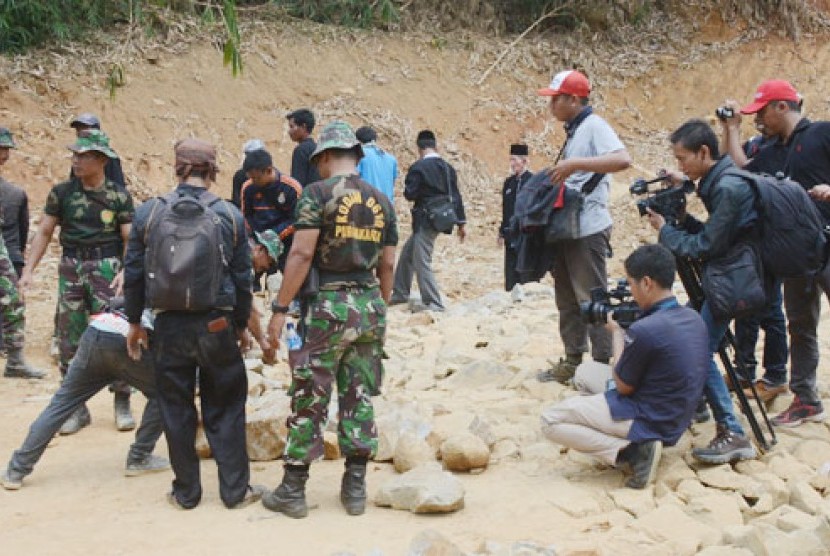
left=143, top=189, right=231, bottom=311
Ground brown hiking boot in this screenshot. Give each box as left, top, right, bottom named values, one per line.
left=743, top=381, right=788, bottom=404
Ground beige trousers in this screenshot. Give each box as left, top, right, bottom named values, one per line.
left=540, top=392, right=632, bottom=466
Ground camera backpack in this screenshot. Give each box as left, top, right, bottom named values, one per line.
left=726, top=169, right=830, bottom=279
left=143, top=189, right=231, bottom=311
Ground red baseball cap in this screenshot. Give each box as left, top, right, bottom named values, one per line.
left=740, top=80, right=800, bottom=114
left=538, top=70, right=591, bottom=97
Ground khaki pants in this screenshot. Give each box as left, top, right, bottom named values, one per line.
left=540, top=392, right=632, bottom=466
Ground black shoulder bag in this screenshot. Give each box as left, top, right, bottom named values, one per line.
left=424, top=161, right=459, bottom=233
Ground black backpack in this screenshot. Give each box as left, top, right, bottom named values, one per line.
left=143, top=189, right=232, bottom=311
left=727, top=169, right=830, bottom=279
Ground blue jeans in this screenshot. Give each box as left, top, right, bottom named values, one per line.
left=734, top=281, right=787, bottom=385
left=700, top=302, right=745, bottom=435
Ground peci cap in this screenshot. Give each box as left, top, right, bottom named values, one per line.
left=740, top=80, right=800, bottom=114
left=242, top=149, right=273, bottom=173
left=70, top=112, right=101, bottom=129
left=67, top=129, right=117, bottom=159
left=510, top=144, right=529, bottom=156
left=242, top=138, right=265, bottom=154
left=310, top=120, right=364, bottom=163
left=254, top=230, right=283, bottom=263
left=538, top=70, right=591, bottom=98
left=0, top=127, right=16, bottom=149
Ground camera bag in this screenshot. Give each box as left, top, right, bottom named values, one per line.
left=702, top=242, right=766, bottom=320
left=726, top=169, right=830, bottom=279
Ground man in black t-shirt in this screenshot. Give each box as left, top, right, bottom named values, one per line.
left=736, top=80, right=830, bottom=427
left=286, top=109, right=321, bottom=187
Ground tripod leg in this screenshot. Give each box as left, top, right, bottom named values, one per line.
left=717, top=347, right=774, bottom=452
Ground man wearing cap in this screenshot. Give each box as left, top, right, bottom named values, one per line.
left=390, top=129, right=466, bottom=312
left=286, top=108, right=322, bottom=187
left=231, top=139, right=265, bottom=207
left=240, top=149, right=302, bottom=271
left=123, top=138, right=264, bottom=510
left=21, top=130, right=135, bottom=434
left=731, top=80, right=830, bottom=426
left=499, top=144, right=532, bottom=291
left=2, top=298, right=169, bottom=491
left=69, top=113, right=125, bottom=187
left=717, top=98, right=791, bottom=405
left=535, top=70, right=632, bottom=383
left=262, top=120, right=397, bottom=518
left=356, top=126, right=399, bottom=204
left=243, top=230, right=284, bottom=364
left=0, top=128, right=44, bottom=379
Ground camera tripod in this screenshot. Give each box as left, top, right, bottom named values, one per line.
left=675, top=256, right=777, bottom=452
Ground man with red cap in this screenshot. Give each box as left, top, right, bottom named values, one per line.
left=733, top=79, right=830, bottom=427
left=535, top=70, right=632, bottom=384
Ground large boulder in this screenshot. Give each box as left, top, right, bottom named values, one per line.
left=440, top=432, right=490, bottom=472
left=245, top=397, right=290, bottom=461
left=393, top=432, right=436, bottom=473
left=375, top=463, right=465, bottom=514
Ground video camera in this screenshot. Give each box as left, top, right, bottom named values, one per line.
left=715, top=106, right=735, bottom=121
left=629, top=175, right=694, bottom=222
left=579, top=279, right=641, bottom=329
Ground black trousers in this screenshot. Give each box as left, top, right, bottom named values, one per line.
left=153, top=311, right=249, bottom=508
left=504, top=246, right=519, bottom=292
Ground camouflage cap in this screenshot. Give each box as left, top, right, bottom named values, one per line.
left=310, top=120, right=364, bottom=163
left=254, top=230, right=283, bottom=262
left=0, top=127, right=15, bottom=149
left=67, top=129, right=117, bottom=159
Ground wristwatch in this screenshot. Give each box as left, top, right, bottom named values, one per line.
left=271, top=300, right=290, bottom=314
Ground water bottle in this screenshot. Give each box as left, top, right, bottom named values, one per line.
left=285, top=322, right=303, bottom=351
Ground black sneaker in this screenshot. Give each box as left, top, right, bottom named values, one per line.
left=624, top=440, right=662, bottom=489
left=694, top=398, right=711, bottom=423
left=692, top=425, right=756, bottom=464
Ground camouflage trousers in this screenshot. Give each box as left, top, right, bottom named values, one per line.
left=0, top=239, right=25, bottom=351
left=283, top=286, right=386, bottom=465
left=57, top=255, right=120, bottom=373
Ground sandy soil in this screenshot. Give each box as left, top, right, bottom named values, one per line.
left=2, top=14, right=830, bottom=555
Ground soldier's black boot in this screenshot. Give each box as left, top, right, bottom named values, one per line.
left=340, top=457, right=368, bottom=516
left=3, top=348, right=46, bottom=379
left=262, top=465, right=309, bottom=518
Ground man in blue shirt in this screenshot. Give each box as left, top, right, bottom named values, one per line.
left=356, top=126, right=398, bottom=204
left=541, top=244, right=708, bottom=489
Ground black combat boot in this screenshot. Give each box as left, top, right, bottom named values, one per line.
left=262, top=465, right=309, bottom=518
left=3, top=348, right=46, bottom=379
left=340, top=457, right=368, bottom=516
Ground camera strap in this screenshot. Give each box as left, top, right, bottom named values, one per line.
left=555, top=106, right=606, bottom=197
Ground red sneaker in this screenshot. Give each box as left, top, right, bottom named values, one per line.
left=771, top=396, right=826, bottom=427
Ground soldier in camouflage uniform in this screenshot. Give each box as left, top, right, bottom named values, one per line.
left=20, top=130, right=134, bottom=434
left=262, top=121, right=398, bottom=518
left=0, top=128, right=45, bottom=379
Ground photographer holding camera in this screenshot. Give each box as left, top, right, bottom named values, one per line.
left=541, top=245, right=708, bottom=489
left=646, top=119, right=758, bottom=463
left=715, top=98, right=789, bottom=405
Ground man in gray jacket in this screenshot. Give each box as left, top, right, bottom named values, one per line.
left=646, top=119, right=757, bottom=464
